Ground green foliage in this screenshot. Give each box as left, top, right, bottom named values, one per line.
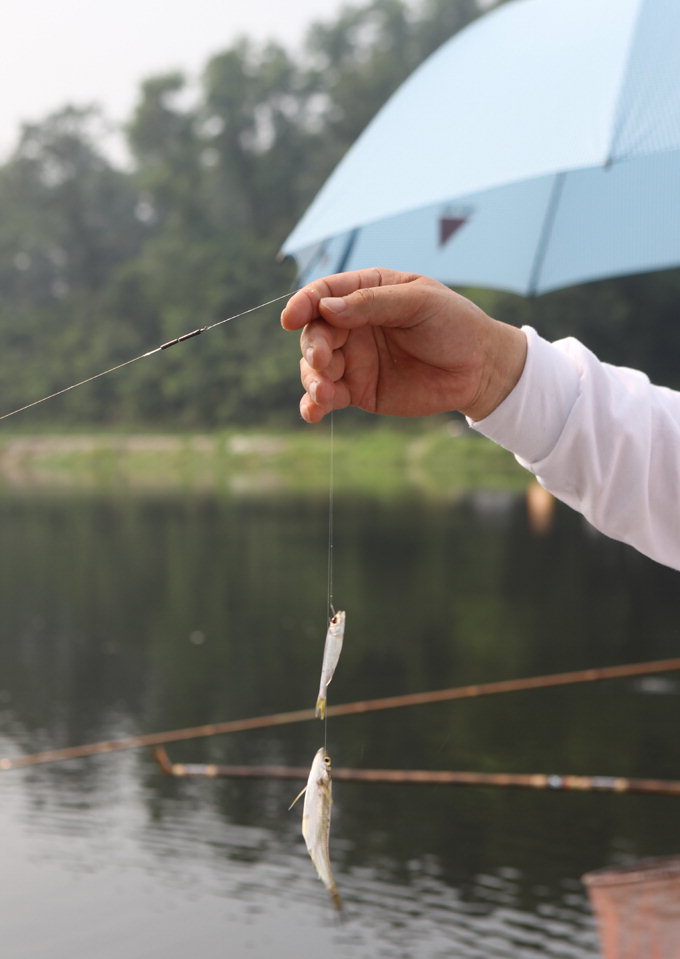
left=0, top=0, right=678, bottom=429
left=476, top=269, right=680, bottom=391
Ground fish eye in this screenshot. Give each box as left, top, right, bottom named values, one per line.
left=324, top=755, right=332, bottom=767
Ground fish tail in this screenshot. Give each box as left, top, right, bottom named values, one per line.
left=315, top=696, right=326, bottom=719
left=330, top=886, right=343, bottom=912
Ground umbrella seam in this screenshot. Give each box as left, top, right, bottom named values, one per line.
left=606, top=0, right=647, bottom=164
left=527, top=172, right=567, bottom=297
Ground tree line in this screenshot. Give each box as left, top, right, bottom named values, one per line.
left=1, top=0, right=678, bottom=429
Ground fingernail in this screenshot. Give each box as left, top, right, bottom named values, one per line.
left=305, top=347, right=314, bottom=366
left=321, top=296, right=347, bottom=313
left=308, top=380, right=319, bottom=403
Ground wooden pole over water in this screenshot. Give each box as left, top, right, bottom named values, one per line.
left=1, top=655, right=679, bottom=771
left=153, top=748, right=680, bottom=796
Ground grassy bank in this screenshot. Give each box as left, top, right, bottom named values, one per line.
left=0, top=423, right=528, bottom=497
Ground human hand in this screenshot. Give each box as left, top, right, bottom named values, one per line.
left=281, top=267, right=527, bottom=423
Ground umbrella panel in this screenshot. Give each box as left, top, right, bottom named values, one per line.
left=291, top=149, right=680, bottom=296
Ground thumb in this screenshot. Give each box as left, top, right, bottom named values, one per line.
left=318, top=284, right=420, bottom=331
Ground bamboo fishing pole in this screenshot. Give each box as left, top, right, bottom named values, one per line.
left=1, top=654, right=679, bottom=771
left=153, top=748, right=680, bottom=797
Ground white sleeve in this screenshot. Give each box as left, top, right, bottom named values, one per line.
left=468, top=326, right=680, bottom=571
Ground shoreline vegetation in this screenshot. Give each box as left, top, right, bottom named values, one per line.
left=0, top=423, right=528, bottom=498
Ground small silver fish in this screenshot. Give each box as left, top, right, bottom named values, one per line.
left=315, top=610, right=346, bottom=719
left=290, top=747, right=342, bottom=911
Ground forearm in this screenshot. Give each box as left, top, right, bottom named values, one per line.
left=469, top=327, right=680, bottom=570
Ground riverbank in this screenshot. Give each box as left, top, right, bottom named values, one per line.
left=0, top=423, right=527, bottom=497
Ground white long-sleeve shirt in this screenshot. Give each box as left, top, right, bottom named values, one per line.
left=469, top=326, right=680, bottom=571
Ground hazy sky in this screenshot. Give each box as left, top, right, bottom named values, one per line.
left=1, top=0, right=349, bottom=159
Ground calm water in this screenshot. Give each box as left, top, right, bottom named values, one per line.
left=0, top=488, right=678, bottom=958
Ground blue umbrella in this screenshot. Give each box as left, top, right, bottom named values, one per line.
left=281, top=0, right=680, bottom=296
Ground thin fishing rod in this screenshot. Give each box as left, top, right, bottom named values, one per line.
left=0, top=292, right=292, bottom=422
left=153, top=749, right=680, bottom=797
left=2, top=655, right=680, bottom=771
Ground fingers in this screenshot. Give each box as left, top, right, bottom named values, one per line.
left=300, top=319, right=348, bottom=372
left=280, top=267, right=419, bottom=331
left=301, top=345, right=346, bottom=394
left=281, top=268, right=438, bottom=423
left=300, top=382, right=352, bottom=423
left=299, top=376, right=343, bottom=423
left=299, top=343, right=347, bottom=423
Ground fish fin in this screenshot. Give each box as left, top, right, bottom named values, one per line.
left=288, top=785, right=307, bottom=811
left=315, top=696, right=326, bottom=719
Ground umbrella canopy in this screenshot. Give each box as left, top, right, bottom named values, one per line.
left=281, top=0, right=680, bottom=296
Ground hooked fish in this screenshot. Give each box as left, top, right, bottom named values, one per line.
left=290, top=747, right=342, bottom=911
left=315, top=610, right=346, bottom=719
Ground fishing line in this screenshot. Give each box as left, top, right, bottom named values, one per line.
left=324, top=408, right=336, bottom=751
left=0, top=291, right=292, bottom=422
left=327, top=410, right=336, bottom=617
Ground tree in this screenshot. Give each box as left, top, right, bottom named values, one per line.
left=0, top=106, right=147, bottom=422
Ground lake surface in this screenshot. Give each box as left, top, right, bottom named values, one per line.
left=0, top=487, right=678, bottom=958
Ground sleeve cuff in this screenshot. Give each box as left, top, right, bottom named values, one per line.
left=466, top=326, right=582, bottom=464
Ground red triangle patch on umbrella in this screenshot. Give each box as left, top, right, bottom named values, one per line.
left=439, top=214, right=469, bottom=246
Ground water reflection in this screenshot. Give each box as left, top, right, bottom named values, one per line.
left=0, top=490, right=678, bottom=957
